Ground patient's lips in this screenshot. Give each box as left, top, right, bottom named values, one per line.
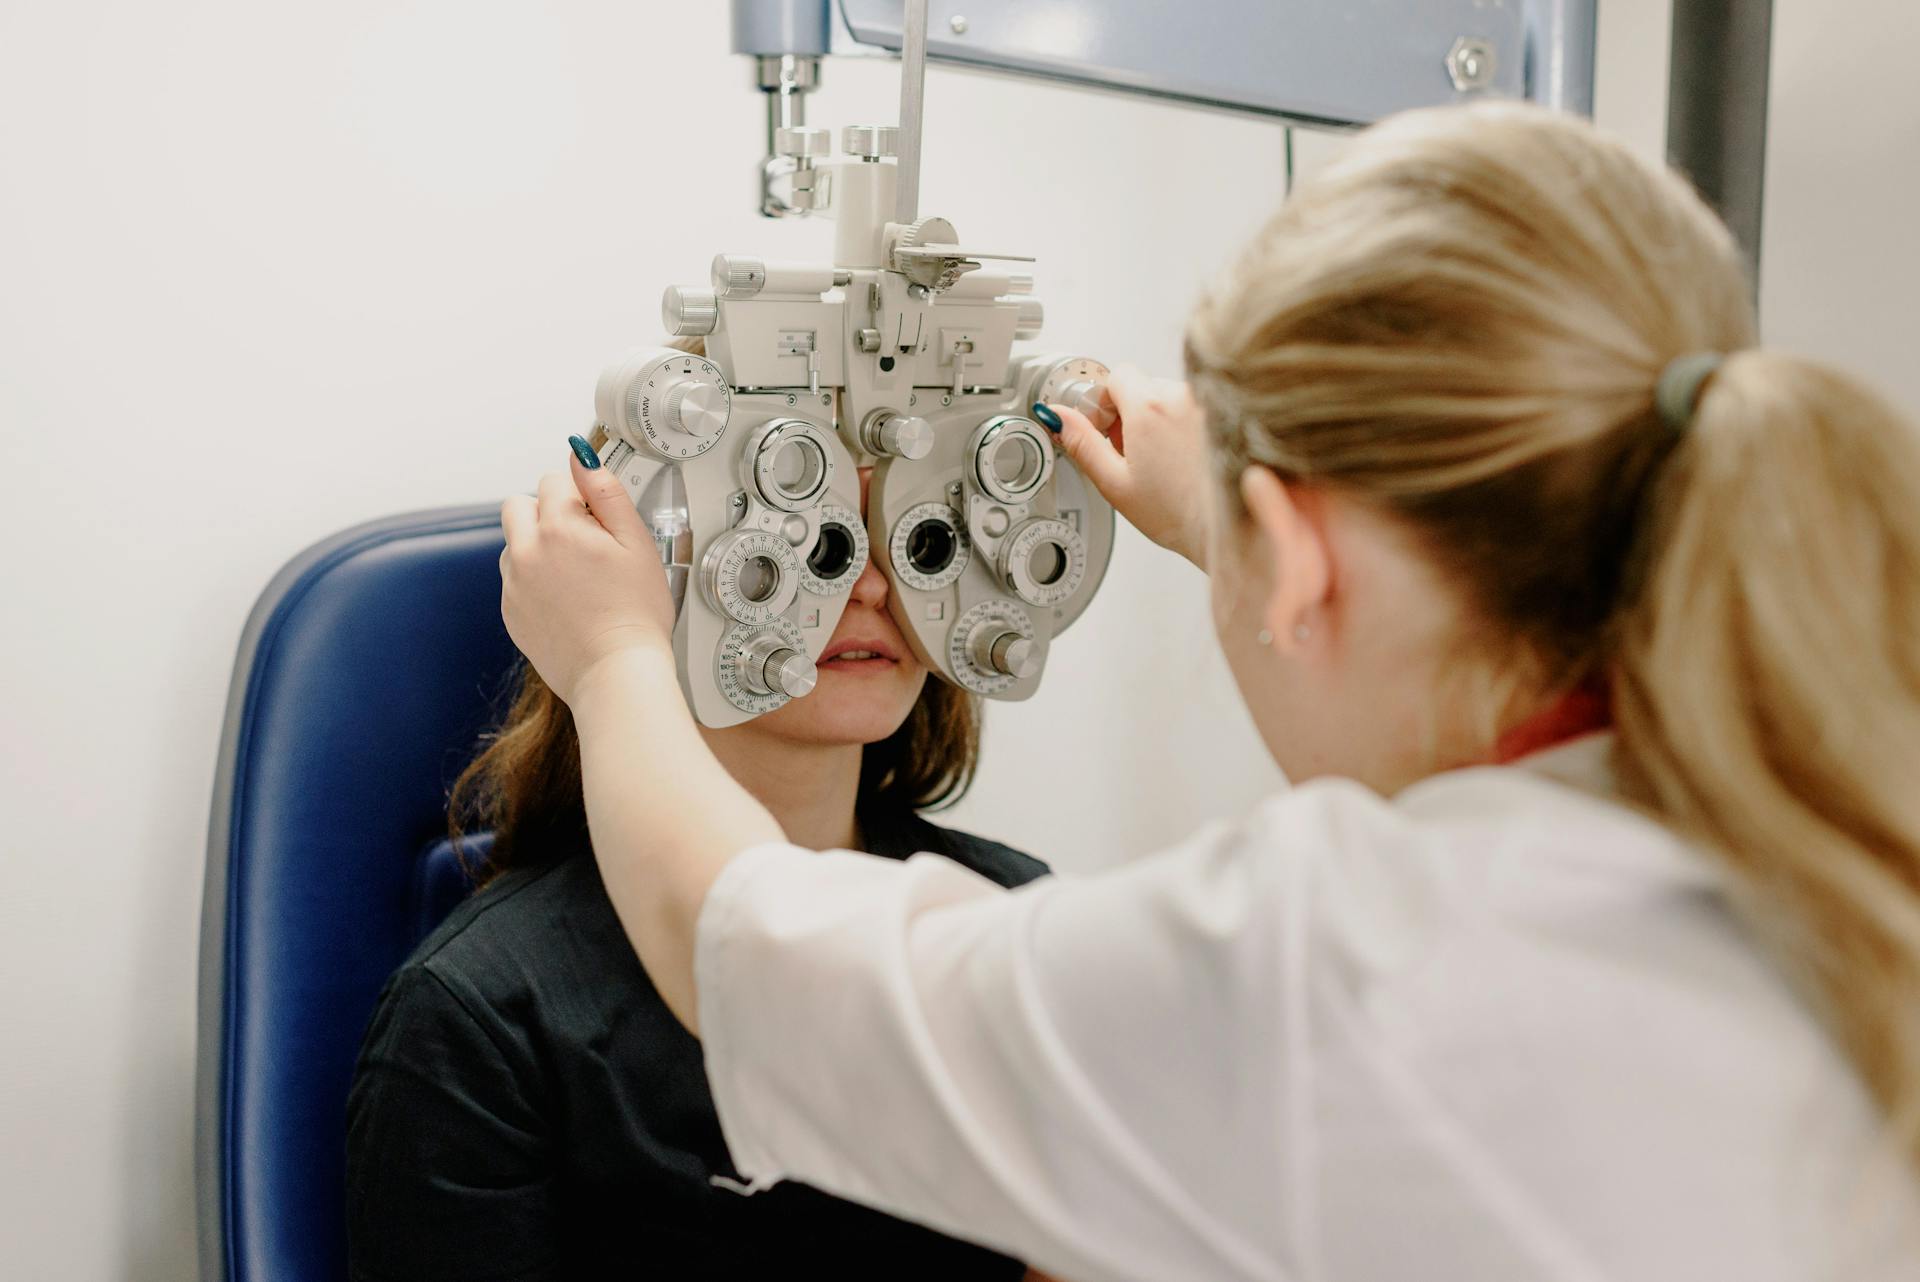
left=818, top=636, right=901, bottom=670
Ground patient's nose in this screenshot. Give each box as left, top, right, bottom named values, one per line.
left=849, top=556, right=888, bottom=609
left=848, top=466, right=892, bottom=608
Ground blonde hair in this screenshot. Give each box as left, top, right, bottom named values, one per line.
left=1186, top=101, right=1920, bottom=1165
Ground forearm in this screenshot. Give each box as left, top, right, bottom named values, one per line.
left=569, top=647, right=785, bottom=1034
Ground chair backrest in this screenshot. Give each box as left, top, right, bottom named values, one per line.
left=196, top=505, right=520, bottom=1282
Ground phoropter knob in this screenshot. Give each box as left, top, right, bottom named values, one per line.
left=743, top=633, right=818, bottom=698
left=842, top=124, right=899, bottom=159
left=1013, top=297, right=1044, bottom=341
left=712, top=254, right=767, bottom=298
left=1058, top=378, right=1118, bottom=433
left=595, top=347, right=731, bottom=459
left=860, top=410, right=934, bottom=460
left=661, top=286, right=718, bottom=337
left=901, top=215, right=958, bottom=248
left=774, top=126, right=831, bottom=159
left=665, top=380, right=729, bottom=438
left=970, top=629, right=1039, bottom=680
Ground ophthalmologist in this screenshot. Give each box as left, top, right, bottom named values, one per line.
left=497, top=103, right=1920, bottom=1281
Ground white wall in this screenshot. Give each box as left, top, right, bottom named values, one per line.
left=5, top=1, right=1915, bottom=1278
left=1760, top=2, right=1920, bottom=412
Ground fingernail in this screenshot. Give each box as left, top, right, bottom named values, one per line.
left=1030, top=403, right=1062, bottom=433
left=568, top=434, right=601, bottom=469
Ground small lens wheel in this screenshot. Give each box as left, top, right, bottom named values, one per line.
left=1000, top=517, right=1086, bottom=608
left=888, top=501, right=972, bottom=592
left=701, top=529, right=803, bottom=624
left=798, top=503, right=871, bottom=597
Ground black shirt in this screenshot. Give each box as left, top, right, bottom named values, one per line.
left=345, top=807, right=1047, bottom=1282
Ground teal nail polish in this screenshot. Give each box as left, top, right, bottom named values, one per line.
left=1031, top=402, right=1062, bottom=433
left=568, top=434, right=601, bottom=469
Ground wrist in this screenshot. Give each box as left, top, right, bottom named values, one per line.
left=568, top=643, right=680, bottom=716
left=1171, top=517, right=1209, bottom=573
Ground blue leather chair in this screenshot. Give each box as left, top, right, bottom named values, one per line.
left=196, top=505, right=521, bottom=1282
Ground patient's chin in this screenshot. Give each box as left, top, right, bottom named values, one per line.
left=753, top=665, right=926, bottom=746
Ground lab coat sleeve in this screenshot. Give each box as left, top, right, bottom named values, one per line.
left=695, top=809, right=1328, bottom=1282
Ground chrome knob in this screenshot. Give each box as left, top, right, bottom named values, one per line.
left=842, top=124, right=899, bottom=159
left=774, top=126, right=831, bottom=159
left=1013, top=297, right=1044, bottom=341
left=861, top=410, right=934, bottom=460
left=767, top=649, right=817, bottom=698
left=711, top=254, right=767, bottom=298
left=665, top=380, right=729, bottom=438
left=1058, top=378, right=1118, bottom=434
left=743, top=633, right=818, bottom=698
left=971, top=629, right=1039, bottom=680
left=661, top=286, right=718, bottom=337
left=595, top=347, right=731, bottom=458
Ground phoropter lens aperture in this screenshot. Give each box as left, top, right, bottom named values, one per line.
left=737, top=554, right=781, bottom=604
left=807, top=523, right=857, bottom=581
left=1028, top=540, right=1067, bottom=587
left=906, top=519, right=957, bottom=576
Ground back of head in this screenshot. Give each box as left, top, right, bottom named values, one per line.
left=1186, top=101, right=1920, bottom=1163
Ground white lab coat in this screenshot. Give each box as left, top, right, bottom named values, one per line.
left=694, top=735, right=1920, bottom=1281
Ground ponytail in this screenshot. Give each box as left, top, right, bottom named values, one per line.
left=1186, top=100, right=1920, bottom=1167
left=1613, top=352, right=1920, bottom=1160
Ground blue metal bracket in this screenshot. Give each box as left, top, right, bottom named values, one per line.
left=832, top=0, right=1594, bottom=125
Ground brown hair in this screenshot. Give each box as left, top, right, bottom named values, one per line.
left=449, top=665, right=979, bottom=885
left=1185, top=102, right=1920, bottom=1164
left=451, top=334, right=980, bottom=882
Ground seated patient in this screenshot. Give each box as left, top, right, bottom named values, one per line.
left=346, top=463, right=1046, bottom=1281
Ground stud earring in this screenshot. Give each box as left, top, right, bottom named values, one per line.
left=1256, top=629, right=1274, bottom=647
left=1294, top=622, right=1311, bottom=643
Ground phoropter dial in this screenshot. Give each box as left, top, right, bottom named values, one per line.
left=743, top=418, right=836, bottom=513
left=740, top=629, right=817, bottom=699
left=701, top=528, right=802, bottom=625
left=595, top=347, right=732, bottom=459
left=968, top=415, right=1055, bottom=506
left=859, top=409, right=935, bottom=460
left=949, top=600, right=1039, bottom=694
left=888, top=501, right=971, bottom=592
left=1032, top=356, right=1118, bottom=434
left=799, top=503, right=870, bottom=597
left=717, top=617, right=814, bottom=715
left=999, top=517, right=1087, bottom=609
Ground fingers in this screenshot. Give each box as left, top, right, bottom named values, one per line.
left=500, top=493, right=537, bottom=552
left=1108, top=362, right=1145, bottom=405
left=1051, top=404, right=1131, bottom=503
left=536, top=470, right=578, bottom=525
left=570, top=452, right=648, bottom=549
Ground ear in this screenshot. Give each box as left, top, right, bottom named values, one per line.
left=1239, top=466, right=1329, bottom=654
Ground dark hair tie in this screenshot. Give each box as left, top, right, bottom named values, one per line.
left=1655, top=352, right=1724, bottom=431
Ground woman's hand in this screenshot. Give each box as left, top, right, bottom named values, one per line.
left=1048, top=364, right=1211, bottom=571
left=499, top=448, right=676, bottom=704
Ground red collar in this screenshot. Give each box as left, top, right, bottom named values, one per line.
left=1490, top=678, right=1614, bottom=765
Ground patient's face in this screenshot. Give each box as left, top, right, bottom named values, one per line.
left=743, top=467, right=929, bottom=746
